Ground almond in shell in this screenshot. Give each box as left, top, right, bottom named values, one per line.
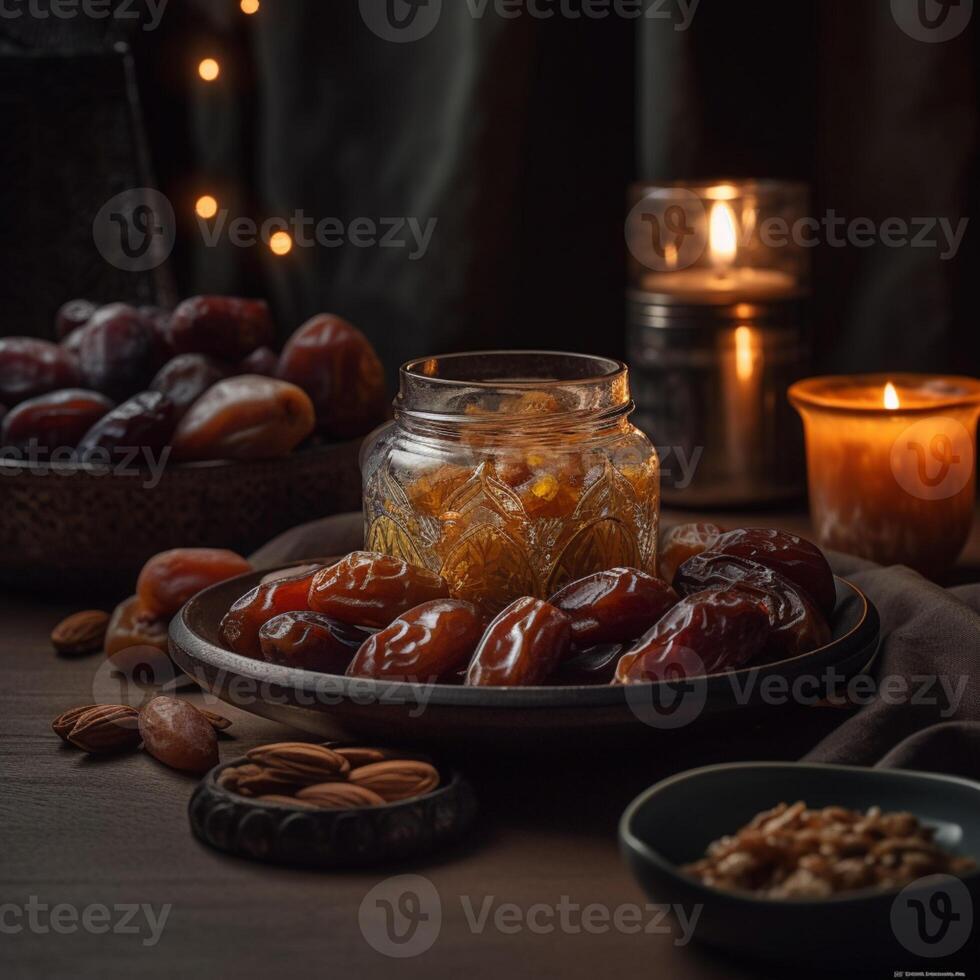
left=66, top=704, right=141, bottom=754
left=51, top=610, right=110, bottom=655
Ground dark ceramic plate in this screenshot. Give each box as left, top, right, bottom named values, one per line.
left=620, top=762, right=980, bottom=966
left=189, top=756, right=476, bottom=869
left=0, top=440, right=361, bottom=593
left=170, top=568, right=880, bottom=749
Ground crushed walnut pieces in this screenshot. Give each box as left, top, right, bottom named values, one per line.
left=683, top=801, right=977, bottom=899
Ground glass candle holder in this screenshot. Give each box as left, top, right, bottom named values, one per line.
left=361, top=351, right=660, bottom=614
left=626, top=179, right=811, bottom=506
left=789, top=374, right=980, bottom=576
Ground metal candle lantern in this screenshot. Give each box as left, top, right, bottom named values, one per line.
left=626, top=180, right=811, bottom=507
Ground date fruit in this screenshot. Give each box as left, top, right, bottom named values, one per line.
left=308, top=552, right=450, bottom=629
left=1, top=389, right=114, bottom=453
left=150, top=353, right=230, bottom=417
left=0, top=337, right=80, bottom=405
left=168, top=296, right=274, bottom=360
left=239, top=346, right=279, bottom=377
left=346, top=599, right=485, bottom=682
left=659, top=522, right=725, bottom=584
left=137, top=548, right=253, bottom=619
left=277, top=314, right=386, bottom=438
left=549, top=567, right=679, bottom=647
left=55, top=298, right=97, bottom=340
left=139, top=696, right=218, bottom=774
left=75, top=391, right=177, bottom=461
left=258, top=611, right=368, bottom=673
left=614, top=588, right=770, bottom=683
left=713, top=528, right=836, bottom=618
left=171, top=375, right=315, bottom=461
left=74, top=303, right=165, bottom=400
left=674, top=552, right=832, bottom=660
left=105, top=595, right=170, bottom=656
left=466, top=597, right=571, bottom=686
left=220, top=566, right=323, bottom=658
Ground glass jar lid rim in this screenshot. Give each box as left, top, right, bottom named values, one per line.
left=400, top=350, right=627, bottom=389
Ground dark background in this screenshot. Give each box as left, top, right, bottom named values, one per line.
left=2, top=0, right=978, bottom=381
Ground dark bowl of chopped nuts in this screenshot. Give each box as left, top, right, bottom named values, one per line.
left=620, top=762, right=980, bottom=966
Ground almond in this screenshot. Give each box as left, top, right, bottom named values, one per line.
left=296, top=782, right=386, bottom=809
left=51, top=610, right=110, bottom=655
left=246, top=742, right=350, bottom=783
left=198, top=707, right=232, bottom=731
left=332, top=746, right=387, bottom=768
left=139, top=696, right=218, bottom=774
left=234, top=767, right=308, bottom=797
left=349, top=760, right=440, bottom=802
left=217, top=763, right=261, bottom=792
left=67, top=704, right=140, bottom=754
left=52, top=704, right=100, bottom=741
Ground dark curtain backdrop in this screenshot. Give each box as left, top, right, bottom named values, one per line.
left=3, top=1, right=978, bottom=379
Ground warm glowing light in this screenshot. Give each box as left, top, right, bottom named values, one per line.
left=198, top=58, right=220, bottom=82
left=240, top=0, right=259, bottom=12
left=734, top=326, right=754, bottom=382
left=195, top=195, right=218, bottom=219
left=269, top=230, right=293, bottom=256
left=883, top=382, right=900, bottom=410
left=709, top=201, right=738, bottom=268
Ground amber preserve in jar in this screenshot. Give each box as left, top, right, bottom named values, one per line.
left=361, top=351, right=660, bottom=613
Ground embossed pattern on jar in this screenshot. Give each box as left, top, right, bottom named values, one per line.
left=362, top=352, right=660, bottom=614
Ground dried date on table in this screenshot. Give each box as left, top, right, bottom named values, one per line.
left=308, top=552, right=450, bottom=629
left=347, top=599, right=486, bottom=682
left=712, top=528, right=837, bottom=619
left=549, top=567, right=678, bottom=647
left=673, top=552, right=831, bottom=660
left=614, top=588, right=770, bottom=684
left=220, top=566, right=323, bottom=658
left=466, top=597, right=572, bottom=687
left=258, top=611, right=369, bottom=673
left=137, top=548, right=253, bottom=619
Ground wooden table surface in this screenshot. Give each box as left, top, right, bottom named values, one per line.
left=3, top=505, right=978, bottom=979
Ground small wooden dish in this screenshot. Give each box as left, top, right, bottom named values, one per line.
left=188, top=756, right=476, bottom=869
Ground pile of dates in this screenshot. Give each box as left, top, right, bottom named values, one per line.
left=0, top=298, right=386, bottom=466
left=218, top=526, right=836, bottom=685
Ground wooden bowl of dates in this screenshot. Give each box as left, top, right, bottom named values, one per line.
left=189, top=755, right=476, bottom=869
left=0, top=302, right=384, bottom=593
left=169, top=549, right=880, bottom=750
left=620, top=762, right=980, bottom=966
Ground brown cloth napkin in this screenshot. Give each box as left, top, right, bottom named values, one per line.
left=251, top=517, right=980, bottom=781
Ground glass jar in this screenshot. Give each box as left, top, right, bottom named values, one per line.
left=361, top=351, right=660, bottom=614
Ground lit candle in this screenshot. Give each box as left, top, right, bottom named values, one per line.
left=637, top=186, right=800, bottom=303
left=789, top=374, right=980, bottom=576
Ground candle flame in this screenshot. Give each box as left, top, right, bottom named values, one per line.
left=709, top=201, right=738, bottom=268
left=883, top=382, right=900, bottom=410
left=735, top=326, right=754, bottom=382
